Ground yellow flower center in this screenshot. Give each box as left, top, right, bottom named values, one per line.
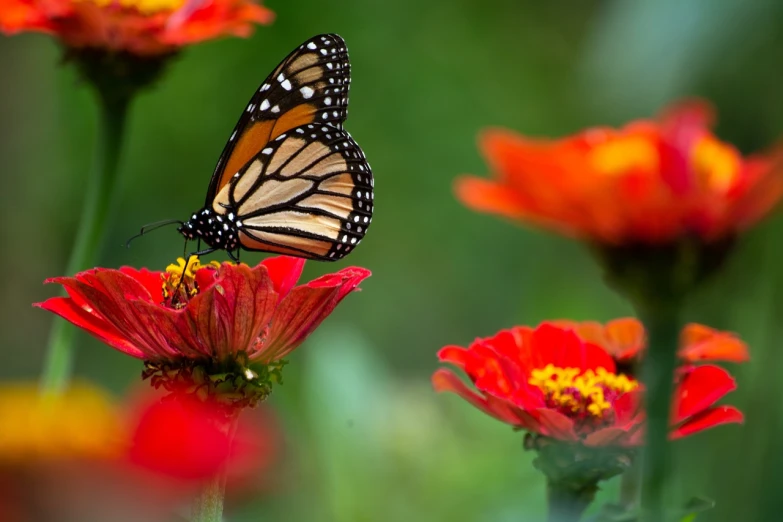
left=162, top=255, right=220, bottom=306
left=529, top=364, right=638, bottom=418
left=690, top=136, right=741, bottom=193
left=589, top=136, right=660, bottom=177
left=82, top=0, right=185, bottom=15
left=0, top=383, right=124, bottom=463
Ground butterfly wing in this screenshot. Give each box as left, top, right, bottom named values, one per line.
left=211, top=124, right=373, bottom=261
left=206, top=34, right=351, bottom=205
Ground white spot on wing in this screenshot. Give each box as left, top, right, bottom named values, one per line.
left=307, top=42, right=317, bottom=50
left=300, top=86, right=314, bottom=99
left=271, top=105, right=280, bottom=113
left=260, top=99, right=270, bottom=111
left=262, top=148, right=273, bottom=155
left=281, top=79, right=292, bottom=91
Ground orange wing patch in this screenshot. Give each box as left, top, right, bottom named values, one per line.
left=218, top=121, right=274, bottom=192
left=216, top=104, right=320, bottom=194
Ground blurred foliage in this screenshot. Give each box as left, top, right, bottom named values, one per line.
left=3, top=0, right=783, bottom=520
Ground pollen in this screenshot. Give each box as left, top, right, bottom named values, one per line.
left=589, top=136, right=659, bottom=177
left=529, top=364, right=637, bottom=418
left=690, top=136, right=741, bottom=193
left=161, top=255, right=220, bottom=305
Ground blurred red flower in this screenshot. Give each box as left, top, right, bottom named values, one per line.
left=0, top=0, right=274, bottom=55
left=0, top=382, right=277, bottom=521
left=456, top=100, right=783, bottom=244
left=553, top=318, right=749, bottom=366
left=433, top=322, right=743, bottom=445
left=37, top=256, right=370, bottom=366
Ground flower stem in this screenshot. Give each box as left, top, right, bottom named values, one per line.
left=40, top=90, right=130, bottom=394
left=637, top=304, right=681, bottom=522
left=192, top=472, right=227, bottom=522
left=546, top=480, right=596, bottom=522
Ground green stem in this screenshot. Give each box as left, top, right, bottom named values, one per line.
left=638, top=304, right=681, bottom=522
left=546, top=480, right=596, bottom=522
left=40, top=90, right=130, bottom=394
left=192, top=472, right=227, bottom=522
left=191, top=412, right=239, bottom=522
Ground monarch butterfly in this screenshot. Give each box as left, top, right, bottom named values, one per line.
left=175, top=33, right=373, bottom=262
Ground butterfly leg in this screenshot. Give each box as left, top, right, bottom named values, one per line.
left=189, top=247, right=218, bottom=257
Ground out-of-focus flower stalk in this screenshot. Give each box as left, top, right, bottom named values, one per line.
left=637, top=304, right=680, bottom=522
left=547, top=480, right=595, bottom=522
left=41, top=85, right=131, bottom=394
left=191, top=413, right=238, bottom=522
left=192, top=472, right=227, bottom=522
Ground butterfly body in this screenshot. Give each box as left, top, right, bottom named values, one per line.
left=178, top=34, right=373, bottom=261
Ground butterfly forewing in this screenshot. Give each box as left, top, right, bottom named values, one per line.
left=207, top=34, right=352, bottom=203
left=211, top=124, right=373, bottom=260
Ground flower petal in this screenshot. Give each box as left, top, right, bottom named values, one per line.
left=528, top=408, right=578, bottom=440
left=35, top=297, right=145, bottom=359
left=454, top=176, right=530, bottom=220
left=531, top=323, right=616, bottom=373
left=679, top=323, right=749, bottom=363
left=118, top=267, right=164, bottom=303
left=671, top=406, right=744, bottom=439
left=673, top=364, right=737, bottom=424
left=41, top=270, right=168, bottom=357
left=128, top=395, right=232, bottom=480
left=259, top=267, right=370, bottom=362
left=184, top=263, right=277, bottom=360
left=604, top=318, right=646, bottom=360
left=432, top=369, right=521, bottom=425
left=260, top=256, right=304, bottom=299
left=583, top=426, right=632, bottom=446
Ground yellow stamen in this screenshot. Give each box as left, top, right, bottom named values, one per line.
left=80, top=0, right=185, bottom=15
left=690, top=136, right=741, bottom=193
left=589, top=136, right=660, bottom=176
left=529, top=364, right=637, bottom=418
left=162, top=255, right=220, bottom=300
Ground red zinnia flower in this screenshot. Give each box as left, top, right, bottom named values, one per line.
left=36, top=256, right=370, bottom=403
left=0, top=382, right=274, bottom=521
left=0, top=0, right=274, bottom=55
left=456, top=100, right=783, bottom=244
left=433, top=322, right=743, bottom=445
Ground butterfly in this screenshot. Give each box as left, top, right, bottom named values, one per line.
left=176, top=33, right=373, bottom=262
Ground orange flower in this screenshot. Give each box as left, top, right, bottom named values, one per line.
left=456, top=100, right=783, bottom=244
left=0, top=0, right=274, bottom=55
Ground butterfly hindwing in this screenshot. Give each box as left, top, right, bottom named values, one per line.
left=210, top=124, right=373, bottom=261
left=207, top=34, right=352, bottom=204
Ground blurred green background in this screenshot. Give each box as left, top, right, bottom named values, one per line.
left=3, top=0, right=783, bottom=520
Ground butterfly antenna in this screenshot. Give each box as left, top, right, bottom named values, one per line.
left=126, top=219, right=184, bottom=248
